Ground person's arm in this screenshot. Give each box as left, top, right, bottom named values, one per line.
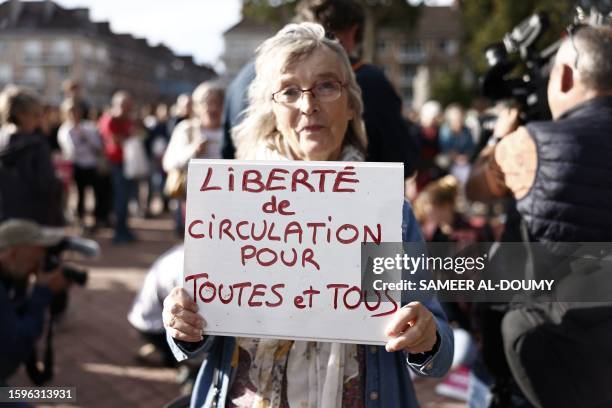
left=57, top=124, right=75, bottom=161
left=162, top=122, right=200, bottom=172
left=107, top=117, right=129, bottom=144
left=0, top=283, right=53, bottom=376
left=466, top=127, right=537, bottom=202
left=167, top=332, right=215, bottom=362
left=402, top=297, right=453, bottom=377
left=465, top=143, right=509, bottom=202
left=396, top=201, right=454, bottom=377
left=163, top=287, right=211, bottom=362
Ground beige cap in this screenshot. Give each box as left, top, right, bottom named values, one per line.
left=0, top=219, right=64, bottom=250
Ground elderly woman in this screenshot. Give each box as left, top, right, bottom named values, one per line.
left=163, top=81, right=225, bottom=172
left=163, top=81, right=224, bottom=234
left=163, top=23, right=453, bottom=408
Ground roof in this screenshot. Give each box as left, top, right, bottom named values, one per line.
left=223, top=17, right=278, bottom=36
left=0, top=0, right=89, bottom=31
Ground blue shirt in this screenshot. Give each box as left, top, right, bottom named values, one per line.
left=438, top=124, right=475, bottom=156
left=168, top=201, right=454, bottom=407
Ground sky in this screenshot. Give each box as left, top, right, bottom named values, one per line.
left=54, top=0, right=243, bottom=72
left=51, top=0, right=451, bottom=73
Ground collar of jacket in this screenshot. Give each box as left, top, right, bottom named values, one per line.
left=558, top=95, right=612, bottom=120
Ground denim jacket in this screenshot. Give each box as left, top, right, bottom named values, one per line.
left=169, top=201, right=454, bottom=407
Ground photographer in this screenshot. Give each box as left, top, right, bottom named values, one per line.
left=0, top=219, right=69, bottom=385
left=467, top=23, right=612, bottom=408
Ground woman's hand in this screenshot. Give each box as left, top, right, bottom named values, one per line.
left=163, top=287, right=206, bottom=342
left=384, top=301, right=438, bottom=354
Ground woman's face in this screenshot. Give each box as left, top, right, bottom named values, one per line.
left=271, top=46, right=355, bottom=161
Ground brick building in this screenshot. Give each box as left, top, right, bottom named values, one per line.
left=375, top=6, right=463, bottom=110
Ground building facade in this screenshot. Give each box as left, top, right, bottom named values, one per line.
left=221, top=18, right=277, bottom=80
left=374, top=6, right=463, bottom=111
left=0, top=0, right=216, bottom=107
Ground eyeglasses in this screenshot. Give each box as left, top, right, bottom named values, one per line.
left=566, top=23, right=585, bottom=70
left=272, top=80, right=346, bottom=106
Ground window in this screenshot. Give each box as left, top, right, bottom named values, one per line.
left=402, top=65, right=416, bottom=81
left=23, top=67, right=44, bottom=85
left=86, top=71, right=97, bottom=86
left=0, top=64, right=12, bottom=82
left=23, top=40, right=42, bottom=57
left=402, top=40, right=421, bottom=54
left=96, top=46, right=108, bottom=62
left=376, top=39, right=387, bottom=54
left=445, top=40, right=459, bottom=56
left=52, top=39, right=73, bottom=63
left=52, top=40, right=71, bottom=55
left=402, top=87, right=413, bottom=101
left=155, top=65, right=167, bottom=79
left=438, top=39, right=458, bottom=56
left=56, top=66, right=70, bottom=76
left=402, top=87, right=413, bottom=107
left=81, top=43, right=93, bottom=58
left=401, top=40, right=424, bottom=60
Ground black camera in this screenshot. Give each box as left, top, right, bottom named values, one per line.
left=481, top=12, right=562, bottom=123
left=44, top=236, right=100, bottom=286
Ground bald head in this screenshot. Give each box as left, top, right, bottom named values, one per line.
left=548, top=25, right=612, bottom=118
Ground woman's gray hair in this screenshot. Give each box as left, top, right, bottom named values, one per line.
left=235, top=22, right=367, bottom=159
left=192, top=80, right=225, bottom=103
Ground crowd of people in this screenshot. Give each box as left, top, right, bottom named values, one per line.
left=1, top=0, right=611, bottom=408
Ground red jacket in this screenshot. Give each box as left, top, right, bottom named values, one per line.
left=98, top=113, right=133, bottom=164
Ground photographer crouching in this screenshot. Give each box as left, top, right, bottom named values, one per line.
left=467, top=15, right=612, bottom=408
left=0, top=219, right=70, bottom=386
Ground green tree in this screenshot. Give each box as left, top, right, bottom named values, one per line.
left=461, top=0, right=579, bottom=74
left=241, top=0, right=297, bottom=26
left=429, top=69, right=475, bottom=108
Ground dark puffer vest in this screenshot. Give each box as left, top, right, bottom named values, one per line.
left=518, top=96, right=612, bottom=249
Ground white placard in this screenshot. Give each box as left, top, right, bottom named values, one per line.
left=183, top=159, right=403, bottom=344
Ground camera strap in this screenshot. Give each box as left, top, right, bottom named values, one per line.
left=25, top=313, right=55, bottom=385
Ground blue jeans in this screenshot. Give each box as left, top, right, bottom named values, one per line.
left=111, top=163, right=136, bottom=239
